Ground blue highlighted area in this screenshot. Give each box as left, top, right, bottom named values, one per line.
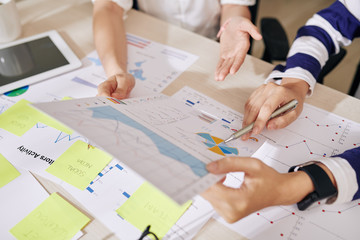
left=89, top=106, right=208, bottom=177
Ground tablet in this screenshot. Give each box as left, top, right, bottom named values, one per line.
left=0, top=30, right=82, bottom=94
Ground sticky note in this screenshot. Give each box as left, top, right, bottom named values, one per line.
left=116, top=182, right=192, bottom=238
left=46, top=141, right=112, bottom=190
left=0, top=153, right=21, bottom=188
left=0, top=99, right=73, bottom=136
left=10, top=193, right=90, bottom=240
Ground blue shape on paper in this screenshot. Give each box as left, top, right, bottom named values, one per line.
left=115, top=164, right=123, bottom=170
left=89, top=106, right=208, bottom=177
left=219, top=143, right=239, bottom=155
left=88, top=57, right=102, bottom=66
left=197, top=133, right=216, bottom=144
left=129, top=69, right=146, bottom=81
left=135, top=60, right=146, bottom=67
left=87, top=187, right=94, bottom=193
left=123, top=192, right=130, bottom=198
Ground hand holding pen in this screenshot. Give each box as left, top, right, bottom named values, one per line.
left=224, top=99, right=298, bottom=143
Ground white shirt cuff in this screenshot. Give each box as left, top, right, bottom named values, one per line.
left=221, top=0, right=256, bottom=6
left=265, top=67, right=316, bottom=96
left=316, top=157, right=358, bottom=205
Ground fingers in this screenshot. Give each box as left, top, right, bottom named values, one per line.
left=252, top=94, right=284, bottom=134
left=216, top=57, right=234, bottom=81
left=111, top=73, right=135, bottom=99
left=97, top=73, right=135, bottom=99
left=266, top=108, right=299, bottom=130
left=242, top=82, right=305, bottom=140
left=246, top=23, right=262, bottom=40
left=207, top=157, right=262, bottom=175
left=97, top=77, right=116, bottom=97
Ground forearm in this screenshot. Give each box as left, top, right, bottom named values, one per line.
left=277, top=163, right=336, bottom=206
left=93, top=0, right=127, bottom=77
left=220, top=5, right=251, bottom=26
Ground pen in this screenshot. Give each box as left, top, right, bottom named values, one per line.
left=223, top=99, right=298, bottom=143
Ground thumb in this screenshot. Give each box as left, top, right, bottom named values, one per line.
left=242, top=21, right=262, bottom=40
left=207, top=157, right=260, bottom=175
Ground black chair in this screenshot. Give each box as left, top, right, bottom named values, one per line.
left=248, top=0, right=260, bottom=54
left=260, top=17, right=347, bottom=84
left=349, top=60, right=360, bottom=97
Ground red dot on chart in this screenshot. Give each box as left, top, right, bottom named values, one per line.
left=257, top=213, right=260, bottom=215
left=310, top=152, right=313, bottom=154
left=338, top=211, right=341, bottom=214
left=354, top=144, right=357, bottom=146
left=292, top=212, right=295, bottom=215
left=305, top=116, right=308, bottom=118
left=317, top=124, right=319, bottom=126
left=318, top=202, right=321, bottom=204
left=342, top=120, right=345, bottom=122
left=332, top=139, right=334, bottom=141
left=270, top=221, right=274, bottom=224
left=281, top=233, right=284, bottom=237
left=335, top=132, right=338, bottom=134
left=303, top=140, right=306, bottom=142
left=322, top=209, right=325, bottom=212
left=358, top=203, right=360, bottom=205
left=326, top=125, right=329, bottom=127
left=286, top=146, right=288, bottom=148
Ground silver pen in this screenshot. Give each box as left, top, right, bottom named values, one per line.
left=223, top=99, right=298, bottom=143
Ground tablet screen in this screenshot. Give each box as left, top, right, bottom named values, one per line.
left=0, top=36, right=69, bottom=87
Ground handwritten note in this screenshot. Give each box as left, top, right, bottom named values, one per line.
left=46, top=141, right=112, bottom=190
left=0, top=99, right=73, bottom=136
left=0, top=153, right=21, bottom=188
left=10, top=193, right=90, bottom=240
left=116, top=182, right=192, bottom=238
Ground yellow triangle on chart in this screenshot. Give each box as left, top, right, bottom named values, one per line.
left=212, top=136, right=224, bottom=144
left=208, top=146, right=225, bottom=156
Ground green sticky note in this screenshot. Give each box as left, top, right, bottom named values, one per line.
left=62, top=96, right=72, bottom=100
left=0, top=99, right=73, bottom=136
left=10, top=193, right=90, bottom=240
left=116, top=182, right=192, bottom=238
left=46, top=141, right=112, bottom=190
left=0, top=153, right=21, bottom=188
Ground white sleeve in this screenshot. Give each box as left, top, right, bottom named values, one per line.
left=220, top=0, right=256, bottom=6
left=316, top=157, right=358, bottom=205
left=92, top=0, right=133, bottom=12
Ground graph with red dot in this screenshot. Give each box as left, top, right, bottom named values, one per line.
left=216, top=103, right=360, bottom=239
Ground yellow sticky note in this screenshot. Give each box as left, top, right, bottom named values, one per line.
left=10, top=193, right=90, bottom=240
left=116, top=182, right=192, bottom=238
left=0, top=99, right=73, bottom=136
left=0, top=153, right=21, bottom=188
left=46, top=141, right=112, bottom=190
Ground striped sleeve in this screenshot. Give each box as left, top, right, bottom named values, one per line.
left=332, top=147, right=360, bottom=201
left=265, top=0, right=360, bottom=96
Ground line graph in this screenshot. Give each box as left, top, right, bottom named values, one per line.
left=33, top=96, right=224, bottom=203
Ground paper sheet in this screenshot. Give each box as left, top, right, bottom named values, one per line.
left=33, top=95, right=259, bottom=203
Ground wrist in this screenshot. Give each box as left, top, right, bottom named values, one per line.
left=276, top=171, right=315, bottom=206
left=281, top=78, right=309, bottom=98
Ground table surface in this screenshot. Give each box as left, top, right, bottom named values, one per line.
left=15, top=0, right=360, bottom=239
